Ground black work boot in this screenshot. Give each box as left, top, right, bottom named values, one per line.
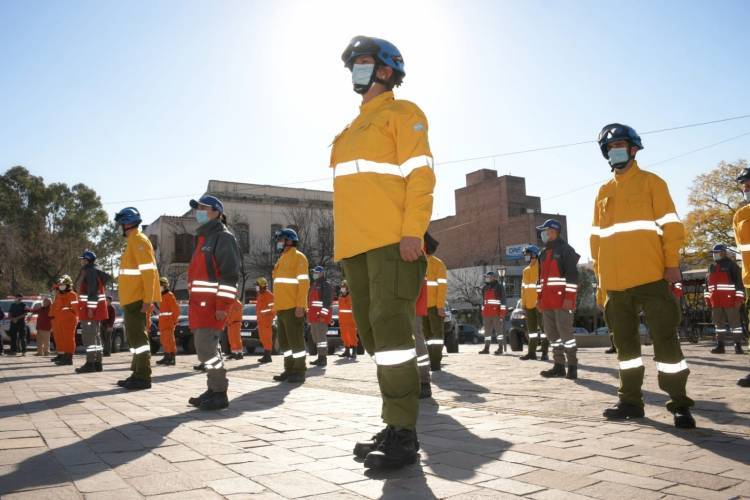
left=273, top=371, right=288, bottom=382
left=419, top=382, right=432, bottom=399
left=156, top=355, right=168, bottom=365
left=605, top=346, right=617, bottom=354
left=430, top=361, right=441, bottom=371
left=350, top=350, right=357, bottom=360
left=233, top=352, right=244, bottom=360
left=565, top=365, right=578, bottom=380
left=317, top=356, right=327, bottom=367
left=354, top=426, right=389, bottom=459
left=75, top=362, right=96, bottom=374
left=286, top=372, right=305, bottom=384
left=258, top=351, right=272, bottom=364
left=193, top=362, right=206, bottom=371
left=166, top=354, right=176, bottom=365
left=94, top=361, right=103, bottom=372
left=309, top=357, right=322, bottom=366
left=711, top=342, right=725, bottom=354
left=737, top=373, right=750, bottom=387
left=735, top=343, right=744, bottom=354
left=672, top=407, right=696, bottom=429
left=478, top=345, right=490, bottom=354
left=540, top=351, right=549, bottom=361
left=519, top=351, right=537, bottom=361
left=51, top=354, right=62, bottom=362
left=117, top=376, right=133, bottom=387
left=56, top=353, right=73, bottom=366
left=189, top=389, right=214, bottom=407
left=540, top=363, right=566, bottom=378
left=364, top=427, right=419, bottom=470
left=339, top=348, right=351, bottom=358
left=493, top=346, right=503, bottom=355
left=603, top=401, right=645, bottom=420
left=122, top=378, right=151, bottom=390
left=200, top=391, right=229, bottom=411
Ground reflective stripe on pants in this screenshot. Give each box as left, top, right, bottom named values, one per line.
left=194, top=327, right=228, bottom=392
left=123, top=301, right=151, bottom=381
left=423, top=307, right=444, bottom=367
left=277, top=308, right=306, bottom=375
left=81, top=320, right=102, bottom=363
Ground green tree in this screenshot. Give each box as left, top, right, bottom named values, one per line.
left=0, top=166, right=111, bottom=296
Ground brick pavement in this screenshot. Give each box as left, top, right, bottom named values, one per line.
left=0, top=342, right=748, bottom=499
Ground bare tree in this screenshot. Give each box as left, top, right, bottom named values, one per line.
left=447, top=267, right=485, bottom=308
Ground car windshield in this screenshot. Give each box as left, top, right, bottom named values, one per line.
left=243, top=304, right=257, bottom=316
left=179, top=304, right=189, bottom=316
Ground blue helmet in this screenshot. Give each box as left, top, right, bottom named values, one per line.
left=275, top=228, right=299, bottom=242
left=485, top=271, right=496, bottom=279
left=523, top=245, right=540, bottom=257
left=597, top=123, right=644, bottom=159
left=312, top=266, right=325, bottom=274
left=189, top=195, right=224, bottom=213
left=81, top=250, right=97, bottom=262
left=536, top=219, right=562, bottom=232
left=114, top=207, right=142, bottom=226
left=711, top=244, right=728, bottom=253
left=342, top=36, right=405, bottom=76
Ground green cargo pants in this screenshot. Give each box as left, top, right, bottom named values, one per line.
left=525, top=307, right=549, bottom=355
left=423, top=307, right=444, bottom=369
left=605, top=280, right=694, bottom=412
left=123, top=301, right=151, bottom=381
left=343, top=243, right=426, bottom=430
left=277, top=308, right=307, bottom=375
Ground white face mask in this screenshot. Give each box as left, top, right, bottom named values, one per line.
left=540, top=231, right=550, bottom=244
left=275, top=241, right=285, bottom=252
left=744, top=191, right=750, bottom=203
left=524, top=255, right=531, bottom=263
left=340, top=287, right=348, bottom=295
left=312, top=273, right=321, bottom=281
left=712, top=253, right=722, bottom=261
left=59, top=285, right=68, bottom=291
left=608, top=147, right=630, bottom=169
left=352, top=63, right=375, bottom=85
left=255, top=285, right=260, bottom=292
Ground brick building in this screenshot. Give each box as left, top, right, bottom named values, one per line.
left=430, top=169, right=567, bottom=270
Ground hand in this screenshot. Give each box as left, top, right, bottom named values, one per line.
left=399, top=236, right=423, bottom=262
left=140, top=303, right=151, bottom=314
left=663, top=267, right=681, bottom=284
left=215, top=310, right=228, bottom=321
left=562, top=299, right=575, bottom=311
left=437, top=307, right=446, bottom=318
left=295, top=307, right=304, bottom=318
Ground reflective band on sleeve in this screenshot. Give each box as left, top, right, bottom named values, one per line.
left=563, top=340, right=577, bottom=348
left=133, top=345, right=150, bottom=354
left=193, top=280, right=218, bottom=287
left=374, top=348, right=416, bottom=366
left=528, top=333, right=539, bottom=339
left=339, top=309, right=352, bottom=313
left=739, top=243, right=750, bottom=252
left=539, top=333, right=547, bottom=338
left=130, top=348, right=136, bottom=353
left=275, top=278, right=299, bottom=284
left=400, top=155, right=434, bottom=177
left=656, top=360, right=689, bottom=374
left=437, top=278, right=448, bottom=284
left=426, top=281, right=438, bottom=286
left=217, top=292, right=235, bottom=299
left=191, top=287, right=218, bottom=294
left=120, top=269, right=141, bottom=276
left=297, top=274, right=310, bottom=280
left=619, top=357, right=644, bottom=370
left=425, top=339, right=444, bottom=346
left=260, top=308, right=273, bottom=313
left=138, top=263, right=157, bottom=271
left=293, top=350, right=307, bottom=358
left=655, top=212, right=681, bottom=226
left=219, top=285, right=238, bottom=292
left=160, top=312, right=173, bottom=317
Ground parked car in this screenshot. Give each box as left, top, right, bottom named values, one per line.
left=240, top=302, right=280, bottom=354
left=1, top=296, right=43, bottom=349
left=457, top=323, right=483, bottom=344
left=592, top=325, right=651, bottom=346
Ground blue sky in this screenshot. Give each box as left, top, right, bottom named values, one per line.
left=2, top=0, right=749, bottom=260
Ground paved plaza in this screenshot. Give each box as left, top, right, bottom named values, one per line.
left=0, top=342, right=748, bottom=499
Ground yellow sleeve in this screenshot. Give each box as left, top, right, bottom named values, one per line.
left=734, top=213, right=750, bottom=287
left=134, top=235, right=161, bottom=304
left=590, top=189, right=602, bottom=278
left=393, top=107, right=436, bottom=239
left=650, top=176, right=684, bottom=268
left=436, top=260, right=448, bottom=306
left=296, top=254, right=310, bottom=309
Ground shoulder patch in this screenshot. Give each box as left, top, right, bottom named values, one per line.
left=413, top=122, right=425, bottom=132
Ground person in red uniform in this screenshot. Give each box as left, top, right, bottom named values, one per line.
left=337, top=280, right=358, bottom=360
left=75, top=250, right=112, bottom=373
left=705, top=244, right=745, bottom=354
left=255, top=277, right=275, bottom=364
left=225, top=298, right=244, bottom=360
left=156, top=278, right=180, bottom=365
left=32, top=298, right=53, bottom=356
left=478, top=272, right=507, bottom=355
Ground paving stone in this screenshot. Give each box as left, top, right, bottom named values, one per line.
left=423, top=463, right=497, bottom=484
left=152, top=445, right=205, bottom=463
left=587, top=469, right=675, bottom=490
left=125, top=472, right=204, bottom=496
left=655, top=469, right=740, bottom=491
left=661, top=484, right=735, bottom=500
left=575, top=455, right=672, bottom=477
left=84, top=487, right=143, bottom=499
left=207, top=477, right=265, bottom=494
left=510, top=469, right=599, bottom=492
left=309, top=467, right=366, bottom=485
left=528, top=488, right=594, bottom=500
left=395, top=473, right=478, bottom=498
left=147, top=488, right=224, bottom=500
left=575, top=481, right=664, bottom=500
left=476, top=477, right=545, bottom=495
left=2, top=484, right=82, bottom=500
left=253, top=471, right=340, bottom=498
left=0, top=437, right=46, bottom=449
left=68, top=464, right=130, bottom=493
left=525, top=456, right=602, bottom=476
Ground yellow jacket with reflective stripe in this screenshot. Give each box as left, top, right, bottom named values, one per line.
left=425, top=255, right=447, bottom=308
left=521, top=260, right=539, bottom=309
left=272, top=247, right=310, bottom=312
left=733, top=204, right=750, bottom=287
left=590, top=162, right=684, bottom=292
left=118, top=229, right=161, bottom=306
left=330, top=91, right=436, bottom=261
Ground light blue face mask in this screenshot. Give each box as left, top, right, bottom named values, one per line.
left=524, top=255, right=531, bottom=263
left=608, top=147, right=630, bottom=169
left=540, top=230, right=550, bottom=244
left=352, top=63, right=375, bottom=93
left=196, top=210, right=210, bottom=225
left=712, top=253, right=722, bottom=261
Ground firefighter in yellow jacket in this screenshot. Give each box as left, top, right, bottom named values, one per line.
left=591, top=124, right=695, bottom=428
left=271, top=228, right=310, bottom=384
left=333, top=36, right=434, bottom=470
left=733, top=167, right=750, bottom=388
left=113, top=207, right=161, bottom=390
left=519, top=245, right=548, bottom=361
left=423, top=236, right=448, bottom=370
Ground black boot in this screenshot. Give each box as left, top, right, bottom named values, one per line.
left=122, top=378, right=151, bottom=390
left=117, top=376, right=133, bottom=387
left=287, top=372, right=305, bottom=384
left=95, top=361, right=103, bottom=372
left=419, top=382, right=432, bottom=399
left=605, top=346, right=617, bottom=354
left=51, top=354, right=62, bottom=362
left=354, top=426, right=389, bottom=459
left=350, top=350, right=357, bottom=360
left=166, top=354, right=176, bottom=366
left=193, top=362, right=206, bottom=371
left=258, top=351, right=272, bottom=364
left=540, top=363, right=566, bottom=378
left=318, top=356, right=327, bottom=367
left=189, top=389, right=214, bottom=407
left=273, top=372, right=288, bottom=382
left=478, top=345, right=490, bottom=354
left=235, top=352, right=244, bottom=360
left=339, top=348, right=351, bottom=358
left=603, top=401, right=645, bottom=420
left=735, top=343, right=744, bottom=354
left=493, top=346, right=503, bottom=355
left=309, top=357, right=321, bottom=366
left=56, top=353, right=73, bottom=366
left=519, top=351, right=537, bottom=361
left=430, top=361, right=441, bottom=371
left=711, top=341, right=725, bottom=354
left=364, top=427, right=419, bottom=470
left=156, top=355, right=168, bottom=365
left=75, top=362, right=96, bottom=374
left=673, top=407, right=696, bottom=429
left=200, top=391, right=229, bottom=411
left=565, top=365, right=578, bottom=380
left=540, top=351, right=549, bottom=361
left=737, top=373, right=750, bottom=387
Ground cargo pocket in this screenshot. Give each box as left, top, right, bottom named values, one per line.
left=394, top=256, right=426, bottom=301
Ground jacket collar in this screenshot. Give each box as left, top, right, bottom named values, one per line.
left=613, top=160, right=641, bottom=184
left=196, top=218, right=223, bottom=237
left=360, top=91, right=394, bottom=114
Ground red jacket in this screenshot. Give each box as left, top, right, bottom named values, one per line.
left=481, top=282, right=506, bottom=318
left=188, top=220, right=241, bottom=330
left=33, top=305, right=52, bottom=331
left=307, top=278, right=333, bottom=324
left=706, top=258, right=744, bottom=308
left=538, top=238, right=580, bottom=310
left=338, top=294, right=355, bottom=328
left=416, top=279, right=428, bottom=317
left=77, top=264, right=110, bottom=321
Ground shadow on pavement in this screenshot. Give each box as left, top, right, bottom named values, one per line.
left=430, top=370, right=490, bottom=403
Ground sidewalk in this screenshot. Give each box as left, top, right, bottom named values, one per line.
left=0, top=342, right=748, bottom=499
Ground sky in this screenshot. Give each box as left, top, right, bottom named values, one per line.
left=2, top=0, right=750, bottom=261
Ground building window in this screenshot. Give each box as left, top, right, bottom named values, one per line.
left=235, top=223, right=250, bottom=255
left=174, top=233, right=194, bottom=263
